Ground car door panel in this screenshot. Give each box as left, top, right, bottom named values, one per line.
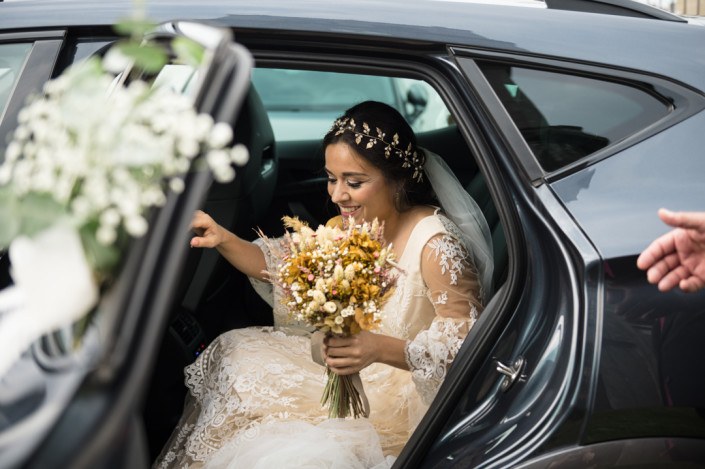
left=0, top=23, right=252, bottom=469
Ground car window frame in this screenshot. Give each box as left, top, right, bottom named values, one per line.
left=452, top=47, right=705, bottom=185
left=0, top=30, right=65, bottom=158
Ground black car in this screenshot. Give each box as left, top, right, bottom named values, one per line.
left=1, top=0, right=705, bottom=467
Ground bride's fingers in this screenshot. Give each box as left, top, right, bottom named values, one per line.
left=325, top=354, right=358, bottom=368
left=325, top=344, right=361, bottom=360
left=326, top=359, right=358, bottom=375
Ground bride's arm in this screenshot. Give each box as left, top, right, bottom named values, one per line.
left=405, top=232, right=482, bottom=403
left=190, top=210, right=268, bottom=281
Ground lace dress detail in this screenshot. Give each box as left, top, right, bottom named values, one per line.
left=153, top=214, right=482, bottom=468
left=403, top=224, right=481, bottom=404
left=405, top=314, right=477, bottom=405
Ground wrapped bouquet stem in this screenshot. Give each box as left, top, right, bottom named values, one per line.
left=321, top=361, right=368, bottom=419
left=265, top=216, right=398, bottom=419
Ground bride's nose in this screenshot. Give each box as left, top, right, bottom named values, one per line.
left=330, top=183, right=349, bottom=204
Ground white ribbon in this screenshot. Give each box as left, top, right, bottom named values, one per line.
left=0, top=225, right=99, bottom=378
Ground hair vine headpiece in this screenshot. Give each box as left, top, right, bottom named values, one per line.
left=332, top=117, right=425, bottom=183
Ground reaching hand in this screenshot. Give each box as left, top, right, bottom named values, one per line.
left=637, top=209, right=705, bottom=293
left=190, top=210, right=224, bottom=248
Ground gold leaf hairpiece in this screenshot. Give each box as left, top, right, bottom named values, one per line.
left=331, top=117, right=424, bottom=183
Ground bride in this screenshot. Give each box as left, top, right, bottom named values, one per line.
left=154, top=101, right=493, bottom=468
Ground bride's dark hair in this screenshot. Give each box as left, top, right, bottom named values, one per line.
left=322, top=100, right=436, bottom=211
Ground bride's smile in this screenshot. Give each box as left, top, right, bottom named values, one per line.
left=325, top=141, right=397, bottom=226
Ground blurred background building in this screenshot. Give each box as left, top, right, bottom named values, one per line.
left=675, top=0, right=705, bottom=15
left=639, top=0, right=705, bottom=15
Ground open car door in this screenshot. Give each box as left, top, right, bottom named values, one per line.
left=0, top=22, right=252, bottom=469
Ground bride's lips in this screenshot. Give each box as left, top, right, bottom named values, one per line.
left=339, top=205, right=360, bottom=218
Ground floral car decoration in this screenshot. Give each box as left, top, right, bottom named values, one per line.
left=0, top=13, right=248, bottom=378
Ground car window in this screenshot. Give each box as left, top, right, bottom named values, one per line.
left=0, top=43, right=32, bottom=120
left=251, top=68, right=450, bottom=141
left=477, top=62, right=671, bottom=172
left=151, top=63, right=200, bottom=96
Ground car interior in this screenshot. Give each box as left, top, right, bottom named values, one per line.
left=141, top=65, right=508, bottom=461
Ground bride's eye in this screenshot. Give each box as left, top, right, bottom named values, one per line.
left=327, top=177, right=337, bottom=185
left=346, top=180, right=362, bottom=189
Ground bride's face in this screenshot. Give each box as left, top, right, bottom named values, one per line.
left=325, top=142, right=397, bottom=225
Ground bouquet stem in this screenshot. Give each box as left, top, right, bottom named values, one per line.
left=321, top=368, right=366, bottom=419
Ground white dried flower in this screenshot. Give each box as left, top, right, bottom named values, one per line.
left=125, top=215, right=148, bottom=237
left=209, top=122, right=234, bottom=148
left=1, top=48, right=245, bottom=273
left=100, top=208, right=121, bottom=227
left=213, top=165, right=235, bottom=183
left=96, top=225, right=117, bottom=245
left=169, top=178, right=185, bottom=194
left=312, top=290, right=326, bottom=305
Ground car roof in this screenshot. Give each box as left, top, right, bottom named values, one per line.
left=2, top=0, right=704, bottom=91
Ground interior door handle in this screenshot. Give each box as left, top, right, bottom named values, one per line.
left=495, top=356, right=526, bottom=392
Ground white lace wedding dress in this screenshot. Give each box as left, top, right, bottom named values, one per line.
left=154, top=212, right=482, bottom=468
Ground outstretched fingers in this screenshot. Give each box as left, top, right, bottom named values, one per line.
left=659, top=208, right=705, bottom=231
left=637, top=231, right=677, bottom=271
left=656, top=262, right=691, bottom=292
left=190, top=210, right=218, bottom=248
left=680, top=276, right=705, bottom=293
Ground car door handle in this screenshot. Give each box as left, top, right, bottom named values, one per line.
left=495, top=356, right=526, bottom=392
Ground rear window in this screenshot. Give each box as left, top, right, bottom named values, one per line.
left=478, top=62, right=671, bottom=172
left=251, top=68, right=450, bottom=142
left=0, top=43, right=32, bottom=120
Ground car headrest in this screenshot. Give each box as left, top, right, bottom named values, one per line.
left=206, top=85, right=276, bottom=201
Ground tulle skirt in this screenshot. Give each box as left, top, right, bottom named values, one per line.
left=204, top=419, right=395, bottom=469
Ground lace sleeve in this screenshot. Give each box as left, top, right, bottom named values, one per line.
left=251, top=216, right=342, bottom=305
left=405, top=233, right=482, bottom=404
left=248, top=238, right=280, bottom=308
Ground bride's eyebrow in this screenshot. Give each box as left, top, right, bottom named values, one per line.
left=324, top=168, right=369, bottom=178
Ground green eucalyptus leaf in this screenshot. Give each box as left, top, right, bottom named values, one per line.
left=18, top=192, right=67, bottom=238
left=79, top=221, right=122, bottom=276
left=116, top=42, right=168, bottom=74
left=0, top=188, right=67, bottom=249
left=0, top=186, right=21, bottom=248
left=172, top=37, right=205, bottom=67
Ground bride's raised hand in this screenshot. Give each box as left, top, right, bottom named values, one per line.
left=190, top=210, right=224, bottom=248
left=323, top=331, right=379, bottom=376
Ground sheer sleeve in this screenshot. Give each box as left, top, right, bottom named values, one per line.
left=404, top=232, right=482, bottom=404
left=248, top=238, right=278, bottom=308
left=249, top=237, right=299, bottom=328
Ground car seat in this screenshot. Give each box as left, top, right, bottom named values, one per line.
left=176, top=84, right=277, bottom=338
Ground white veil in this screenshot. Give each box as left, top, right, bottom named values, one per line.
left=423, top=150, right=494, bottom=300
